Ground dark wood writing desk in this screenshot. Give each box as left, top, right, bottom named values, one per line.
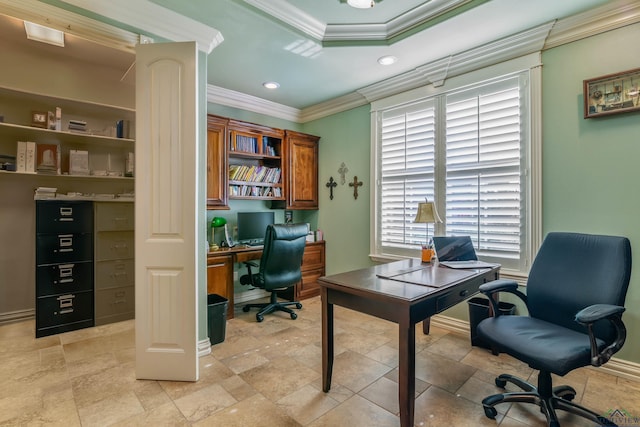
left=318, top=258, right=499, bottom=427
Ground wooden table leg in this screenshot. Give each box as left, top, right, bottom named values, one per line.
left=321, top=287, right=334, bottom=392
left=398, top=320, right=416, bottom=427
left=422, top=317, right=431, bottom=335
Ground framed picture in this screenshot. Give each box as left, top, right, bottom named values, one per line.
left=584, top=67, right=640, bottom=118
left=31, top=111, right=48, bottom=128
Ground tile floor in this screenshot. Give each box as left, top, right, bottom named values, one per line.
left=1, top=296, right=639, bottom=426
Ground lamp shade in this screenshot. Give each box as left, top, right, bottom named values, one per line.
left=211, top=217, right=227, bottom=228
left=413, top=202, right=442, bottom=224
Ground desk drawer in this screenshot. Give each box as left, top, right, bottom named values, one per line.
left=36, top=261, right=93, bottom=296
left=302, top=244, right=325, bottom=271
left=299, top=267, right=323, bottom=299
left=435, top=279, right=478, bottom=312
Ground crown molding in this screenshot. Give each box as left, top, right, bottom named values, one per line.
left=544, top=0, right=640, bottom=49
left=0, top=0, right=140, bottom=52
left=207, top=85, right=302, bottom=122
left=244, top=0, right=475, bottom=43
left=243, top=0, right=326, bottom=41
left=58, top=0, right=223, bottom=53
left=210, top=1, right=639, bottom=123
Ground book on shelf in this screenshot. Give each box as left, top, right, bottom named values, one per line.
left=69, top=150, right=90, bottom=176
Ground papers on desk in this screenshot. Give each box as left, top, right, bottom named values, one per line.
left=376, top=265, right=475, bottom=288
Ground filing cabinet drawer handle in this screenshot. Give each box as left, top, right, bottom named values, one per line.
left=58, top=207, right=74, bottom=221
left=111, top=243, right=128, bottom=250
left=115, top=291, right=126, bottom=297
left=459, top=289, right=469, bottom=297
left=111, top=271, right=128, bottom=278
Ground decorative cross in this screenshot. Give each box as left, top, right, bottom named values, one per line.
left=325, top=176, right=337, bottom=200
left=338, top=162, right=349, bottom=185
left=349, top=176, right=363, bottom=200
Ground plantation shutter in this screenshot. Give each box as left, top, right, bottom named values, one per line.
left=380, top=100, right=436, bottom=252
left=444, top=76, right=524, bottom=265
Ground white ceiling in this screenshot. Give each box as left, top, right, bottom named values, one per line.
left=0, top=0, right=615, bottom=111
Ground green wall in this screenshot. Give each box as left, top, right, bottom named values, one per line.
left=541, top=23, right=640, bottom=362
left=303, top=105, right=376, bottom=275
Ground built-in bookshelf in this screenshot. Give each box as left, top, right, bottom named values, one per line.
left=227, top=125, right=285, bottom=201
left=0, top=86, right=135, bottom=182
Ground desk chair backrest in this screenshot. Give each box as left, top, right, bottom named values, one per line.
left=259, top=223, right=308, bottom=291
left=527, top=232, right=631, bottom=342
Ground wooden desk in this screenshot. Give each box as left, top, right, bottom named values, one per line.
left=207, top=241, right=325, bottom=319
left=318, top=258, right=499, bottom=427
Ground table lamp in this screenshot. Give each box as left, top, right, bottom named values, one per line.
left=413, top=199, right=442, bottom=262
left=211, top=217, right=232, bottom=249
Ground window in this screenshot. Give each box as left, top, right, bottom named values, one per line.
left=373, top=70, right=536, bottom=274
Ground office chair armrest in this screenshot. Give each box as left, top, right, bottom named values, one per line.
left=243, top=261, right=259, bottom=268
left=575, top=304, right=627, bottom=367
left=240, top=261, right=260, bottom=287
left=479, top=279, right=528, bottom=317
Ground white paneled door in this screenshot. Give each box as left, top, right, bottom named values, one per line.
left=135, top=42, right=199, bottom=381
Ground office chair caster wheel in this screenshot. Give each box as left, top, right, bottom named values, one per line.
left=295, top=303, right=302, bottom=309
left=256, top=314, right=264, bottom=322
left=554, top=385, right=576, bottom=401
left=495, top=377, right=507, bottom=388
left=290, top=312, right=297, bottom=320
left=483, top=406, right=497, bottom=419
left=243, top=306, right=251, bottom=312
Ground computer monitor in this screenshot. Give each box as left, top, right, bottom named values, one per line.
left=236, top=211, right=275, bottom=245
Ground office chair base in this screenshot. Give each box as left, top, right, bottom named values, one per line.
left=482, top=372, right=617, bottom=427
left=242, top=292, right=302, bottom=322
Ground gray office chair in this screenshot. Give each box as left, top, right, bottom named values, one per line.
left=240, top=223, right=308, bottom=322
left=477, top=232, right=631, bottom=427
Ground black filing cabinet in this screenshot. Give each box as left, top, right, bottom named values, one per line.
left=36, top=200, right=94, bottom=338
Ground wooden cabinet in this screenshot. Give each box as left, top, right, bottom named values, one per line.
left=207, top=254, right=234, bottom=319
left=227, top=119, right=285, bottom=201
left=206, top=115, right=229, bottom=209
left=278, top=240, right=326, bottom=301
left=279, top=130, right=320, bottom=210
left=205, top=114, right=320, bottom=209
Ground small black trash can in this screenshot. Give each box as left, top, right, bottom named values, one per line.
left=468, top=297, right=516, bottom=349
left=207, top=294, right=228, bottom=345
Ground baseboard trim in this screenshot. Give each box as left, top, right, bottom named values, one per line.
left=0, top=309, right=34, bottom=325
left=234, top=289, right=269, bottom=304
left=431, top=314, right=640, bottom=382
left=198, top=338, right=212, bottom=357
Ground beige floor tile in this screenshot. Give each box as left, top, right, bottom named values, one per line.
left=330, top=350, right=393, bottom=393
left=111, top=402, right=189, bottom=426
left=240, top=356, right=319, bottom=401
left=173, top=383, right=237, bottom=422
left=277, top=384, right=340, bottom=425
left=77, top=390, right=144, bottom=427
left=308, top=394, right=399, bottom=427
left=414, top=386, right=498, bottom=427
left=414, top=349, right=477, bottom=393
left=193, top=393, right=301, bottom=427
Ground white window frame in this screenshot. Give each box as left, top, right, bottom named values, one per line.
left=370, top=54, right=543, bottom=278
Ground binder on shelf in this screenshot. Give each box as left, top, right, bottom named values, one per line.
left=16, top=141, right=26, bottom=173
left=25, top=141, right=36, bottom=174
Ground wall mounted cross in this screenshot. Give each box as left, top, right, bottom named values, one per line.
left=349, top=176, right=363, bottom=200
left=338, top=162, right=349, bottom=185
left=325, top=176, right=337, bottom=200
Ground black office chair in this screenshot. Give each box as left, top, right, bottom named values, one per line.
left=476, top=232, right=631, bottom=427
left=240, top=223, right=308, bottom=322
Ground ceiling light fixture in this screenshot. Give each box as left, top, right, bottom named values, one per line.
left=378, top=55, right=397, bottom=66
left=347, top=0, right=375, bottom=9
left=24, top=21, right=65, bottom=47
left=263, top=82, right=280, bottom=89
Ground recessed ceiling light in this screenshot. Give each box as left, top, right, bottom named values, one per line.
left=347, top=0, right=375, bottom=8
left=24, top=21, right=65, bottom=47
left=263, top=82, right=280, bottom=89
left=378, top=55, right=397, bottom=66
